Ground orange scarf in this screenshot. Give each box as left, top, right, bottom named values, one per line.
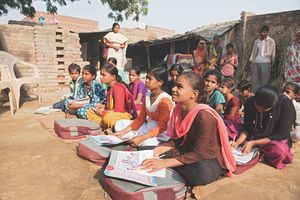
left=167, top=103, right=236, bottom=176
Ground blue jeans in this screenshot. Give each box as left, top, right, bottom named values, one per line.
left=53, top=100, right=65, bottom=111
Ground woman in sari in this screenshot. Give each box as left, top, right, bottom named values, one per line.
left=192, top=40, right=207, bottom=76
left=284, top=31, right=300, bottom=84
left=103, top=23, right=128, bottom=80
left=206, top=34, right=223, bottom=70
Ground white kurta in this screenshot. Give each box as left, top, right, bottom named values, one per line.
left=115, top=92, right=174, bottom=146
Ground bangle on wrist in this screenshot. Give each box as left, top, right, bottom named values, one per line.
left=252, top=140, right=256, bottom=145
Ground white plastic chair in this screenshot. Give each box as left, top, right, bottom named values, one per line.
left=0, top=65, right=15, bottom=115
left=0, top=51, right=41, bottom=109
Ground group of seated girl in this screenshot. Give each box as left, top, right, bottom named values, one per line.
left=58, top=61, right=298, bottom=199
left=202, top=69, right=297, bottom=170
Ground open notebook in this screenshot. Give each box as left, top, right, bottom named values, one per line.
left=232, top=147, right=259, bottom=164
left=87, top=135, right=129, bottom=146
left=104, top=150, right=166, bottom=186
left=34, top=106, right=61, bottom=115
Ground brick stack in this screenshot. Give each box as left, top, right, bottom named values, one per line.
left=34, top=25, right=58, bottom=92
left=33, top=25, right=88, bottom=92
left=0, top=23, right=88, bottom=94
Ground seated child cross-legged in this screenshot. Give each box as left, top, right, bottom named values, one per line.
left=87, top=64, right=134, bottom=129
left=52, top=63, right=82, bottom=111
left=231, top=85, right=295, bottom=169
left=65, top=64, right=105, bottom=119
left=283, top=82, right=300, bottom=142
left=204, top=69, right=226, bottom=116
left=140, top=72, right=236, bottom=199
left=219, top=78, right=242, bottom=140
left=237, top=80, right=254, bottom=117
left=165, top=64, right=183, bottom=95
left=114, top=67, right=175, bottom=147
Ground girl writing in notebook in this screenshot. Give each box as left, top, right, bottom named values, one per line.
left=231, top=85, right=295, bottom=169
left=114, top=67, right=174, bottom=147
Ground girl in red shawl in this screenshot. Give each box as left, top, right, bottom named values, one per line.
left=141, top=72, right=236, bottom=199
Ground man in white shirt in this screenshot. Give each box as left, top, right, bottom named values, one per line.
left=250, top=26, right=276, bottom=92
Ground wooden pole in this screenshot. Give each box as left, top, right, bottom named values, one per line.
left=146, top=45, right=151, bottom=69
left=170, top=42, right=175, bottom=54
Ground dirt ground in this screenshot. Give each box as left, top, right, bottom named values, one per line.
left=0, top=93, right=300, bottom=200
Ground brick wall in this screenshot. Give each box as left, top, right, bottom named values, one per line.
left=0, top=24, right=87, bottom=93
left=23, top=11, right=99, bottom=33
left=34, top=25, right=88, bottom=92
left=236, top=10, right=300, bottom=81
left=0, top=24, right=36, bottom=64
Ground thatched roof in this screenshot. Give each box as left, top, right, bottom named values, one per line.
left=185, top=20, right=239, bottom=41
left=129, top=20, right=239, bottom=47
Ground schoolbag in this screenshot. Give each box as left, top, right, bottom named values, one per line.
left=100, top=168, right=187, bottom=200
left=54, top=118, right=101, bottom=139
left=77, top=138, right=129, bottom=166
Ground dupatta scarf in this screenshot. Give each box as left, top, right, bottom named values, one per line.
left=167, top=103, right=236, bottom=176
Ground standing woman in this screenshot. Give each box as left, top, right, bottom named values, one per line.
left=103, top=23, right=128, bottom=79
left=284, top=31, right=300, bottom=84
left=141, top=72, right=235, bottom=199
left=232, top=85, right=295, bottom=169
left=206, top=34, right=223, bottom=70
left=192, top=40, right=207, bottom=76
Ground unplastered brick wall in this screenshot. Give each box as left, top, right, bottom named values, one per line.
left=238, top=9, right=300, bottom=81
left=0, top=24, right=87, bottom=93
left=0, top=24, right=36, bottom=64
left=34, top=25, right=58, bottom=92
left=34, top=25, right=87, bottom=93
left=0, top=24, right=37, bottom=94
left=23, top=11, right=99, bottom=33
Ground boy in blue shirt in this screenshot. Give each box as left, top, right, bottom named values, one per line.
left=52, top=63, right=82, bottom=111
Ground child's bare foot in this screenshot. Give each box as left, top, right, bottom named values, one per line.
left=191, top=185, right=202, bottom=199
left=65, top=113, right=77, bottom=118
left=103, top=128, right=113, bottom=135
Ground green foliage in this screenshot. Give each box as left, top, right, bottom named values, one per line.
left=99, top=0, right=148, bottom=21
left=0, top=0, right=148, bottom=22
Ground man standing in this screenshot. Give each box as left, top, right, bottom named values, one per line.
left=250, top=25, right=276, bottom=91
